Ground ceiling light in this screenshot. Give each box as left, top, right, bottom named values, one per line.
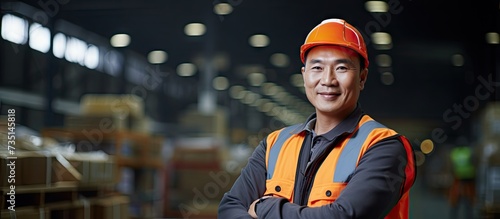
left=176, top=63, right=197, bottom=76
left=420, top=139, right=434, bottom=154
left=365, top=1, right=389, bottom=12
left=376, top=54, right=392, bottom=67
left=381, top=72, right=394, bottom=85
left=84, top=45, right=99, bottom=69
left=261, top=101, right=276, bottom=113
left=270, top=53, right=290, bottom=67
left=229, top=85, right=246, bottom=99
left=262, top=82, right=283, bottom=96
left=213, top=76, right=229, bottom=90
left=250, top=97, right=265, bottom=107
left=237, top=91, right=250, bottom=101
left=256, top=99, right=270, bottom=111
left=248, top=72, right=266, bottom=86
left=185, top=23, right=206, bottom=36
left=371, top=32, right=392, bottom=50
left=371, top=32, right=392, bottom=45
left=290, top=74, right=304, bottom=87
left=110, top=33, right=130, bottom=47
left=261, top=82, right=277, bottom=95
left=53, top=33, right=66, bottom=58
left=29, top=23, right=51, bottom=53
left=268, top=106, right=284, bottom=117
left=1, top=14, right=28, bottom=44
left=214, top=3, right=233, bottom=15
left=65, top=37, right=87, bottom=65
left=486, top=32, right=499, bottom=44
left=148, top=50, right=168, bottom=64
left=249, top=34, right=270, bottom=47
left=274, top=91, right=288, bottom=101
left=451, top=54, right=464, bottom=67
left=242, top=92, right=260, bottom=105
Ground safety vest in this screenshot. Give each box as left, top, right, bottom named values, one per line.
left=450, top=146, right=475, bottom=180
left=264, top=115, right=415, bottom=219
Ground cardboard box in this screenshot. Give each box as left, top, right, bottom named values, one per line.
left=80, top=94, right=144, bottom=119
left=172, top=145, right=220, bottom=164
left=1, top=208, right=49, bottom=219
left=0, top=151, right=114, bottom=187
left=0, top=153, right=21, bottom=187
left=50, top=204, right=93, bottom=219
left=179, top=108, right=228, bottom=138
left=1, top=151, right=55, bottom=187
left=53, top=153, right=115, bottom=185
left=22, top=152, right=54, bottom=186
left=93, top=195, right=130, bottom=219
left=64, top=114, right=127, bottom=132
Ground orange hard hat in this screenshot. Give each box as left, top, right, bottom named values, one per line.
left=300, top=19, right=369, bottom=68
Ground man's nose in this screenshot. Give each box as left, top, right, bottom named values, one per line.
left=320, top=67, right=337, bottom=86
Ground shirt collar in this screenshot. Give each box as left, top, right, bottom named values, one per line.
left=297, top=104, right=365, bottom=141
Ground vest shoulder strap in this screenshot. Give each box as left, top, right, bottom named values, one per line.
left=267, top=124, right=303, bottom=180
left=333, top=120, right=387, bottom=182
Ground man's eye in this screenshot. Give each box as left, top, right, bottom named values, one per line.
left=336, top=66, right=348, bottom=72
left=312, top=66, right=322, bottom=70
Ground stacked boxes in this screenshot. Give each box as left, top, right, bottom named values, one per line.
left=38, top=94, right=164, bottom=218
left=0, top=151, right=115, bottom=187
left=0, top=209, right=50, bottom=219
left=164, top=137, right=238, bottom=218
left=91, top=195, right=130, bottom=218
left=52, top=153, right=115, bottom=184
left=1, top=151, right=55, bottom=187
left=79, top=94, right=148, bottom=133
left=0, top=150, right=122, bottom=218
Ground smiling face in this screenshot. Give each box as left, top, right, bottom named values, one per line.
left=301, top=45, right=368, bottom=121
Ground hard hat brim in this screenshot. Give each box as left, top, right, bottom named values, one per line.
left=300, top=43, right=369, bottom=68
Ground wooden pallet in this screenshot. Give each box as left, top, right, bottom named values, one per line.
left=1, top=196, right=129, bottom=219
left=0, top=181, right=114, bottom=210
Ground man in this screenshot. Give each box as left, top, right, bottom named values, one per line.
left=218, top=18, right=416, bottom=219
left=449, top=144, right=475, bottom=219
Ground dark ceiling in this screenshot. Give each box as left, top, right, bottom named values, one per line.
left=2, top=0, right=500, bottom=139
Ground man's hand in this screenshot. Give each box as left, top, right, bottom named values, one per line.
left=248, top=196, right=272, bottom=218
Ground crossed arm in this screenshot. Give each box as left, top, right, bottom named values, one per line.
left=218, top=137, right=410, bottom=219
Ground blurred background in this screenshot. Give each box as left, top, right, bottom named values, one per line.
left=0, top=0, right=499, bottom=218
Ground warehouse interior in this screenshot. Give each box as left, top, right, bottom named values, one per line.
left=0, top=0, right=499, bottom=218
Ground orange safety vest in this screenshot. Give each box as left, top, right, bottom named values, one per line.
left=264, top=115, right=415, bottom=218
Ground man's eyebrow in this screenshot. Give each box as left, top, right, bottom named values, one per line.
left=334, top=59, right=355, bottom=65
left=308, top=58, right=356, bottom=65
left=308, top=58, right=323, bottom=64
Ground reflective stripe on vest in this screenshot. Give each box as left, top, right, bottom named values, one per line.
left=333, top=120, right=386, bottom=182
left=267, top=120, right=386, bottom=182
left=267, top=124, right=302, bottom=180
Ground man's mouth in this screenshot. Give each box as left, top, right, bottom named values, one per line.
left=318, top=92, right=340, bottom=99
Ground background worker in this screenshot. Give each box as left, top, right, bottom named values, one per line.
left=449, top=144, right=476, bottom=219
left=218, top=18, right=416, bottom=219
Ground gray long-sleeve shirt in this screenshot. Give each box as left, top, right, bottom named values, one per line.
left=218, top=106, right=415, bottom=218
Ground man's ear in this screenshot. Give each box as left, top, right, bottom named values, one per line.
left=360, top=68, right=368, bottom=90
left=301, top=66, right=305, bottom=74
